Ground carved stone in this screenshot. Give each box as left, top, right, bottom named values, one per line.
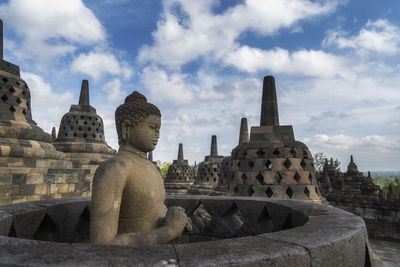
left=189, top=135, right=224, bottom=195
left=53, top=80, right=115, bottom=171
left=225, top=76, right=323, bottom=202
left=164, top=143, right=194, bottom=194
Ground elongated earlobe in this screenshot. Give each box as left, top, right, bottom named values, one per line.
left=121, top=120, right=130, bottom=143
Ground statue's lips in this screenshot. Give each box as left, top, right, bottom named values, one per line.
left=152, top=140, right=158, bottom=145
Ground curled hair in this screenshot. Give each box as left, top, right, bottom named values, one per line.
left=115, top=91, right=161, bottom=144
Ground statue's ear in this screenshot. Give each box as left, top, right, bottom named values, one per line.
left=121, top=120, right=131, bottom=143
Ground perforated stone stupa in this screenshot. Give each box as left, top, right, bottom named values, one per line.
left=189, top=135, right=224, bottom=195
left=0, top=20, right=90, bottom=204
left=53, top=80, right=115, bottom=171
left=164, top=143, right=193, bottom=194
left=226, top=76, right=323, bottom=202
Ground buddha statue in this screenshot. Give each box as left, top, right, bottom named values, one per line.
left=90, top=91, right=188, bottom=245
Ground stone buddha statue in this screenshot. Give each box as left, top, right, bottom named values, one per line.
left=90, top=91, right=188, bottom=245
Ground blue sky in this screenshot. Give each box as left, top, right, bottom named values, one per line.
left=0, top=0, right=399, bottom=171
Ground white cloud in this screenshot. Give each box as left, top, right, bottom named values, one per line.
left=138, top=0, right=342, bottom=74
left=140, top=66, right=194, bottom=104
left=101, top=78, right=126, bottom=103
left=21, top=71, right=74, bottom=133
left=71, top=52, right=132, bottom=80
left=323, top=19, right=400, bottom=55
left=0, top=0, right=105, bottom=60
left=303, top=134, right=400, bottom=171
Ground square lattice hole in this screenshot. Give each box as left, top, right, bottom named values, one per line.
left=275, top=172, right=283, bottom=183
left=9, top=105, right=16, bottom=112
left=247, top=186, right=254, bottom=196
left=294, top=172, right=301, bottom=183
left=2, top=77, right=9, bottom=83
left=300, top=159, right=307, bottom=169
left=290, top=148, right=297, bottom=157
left=286, top=187, right=294, bottom=199
left=283, top=158, right=291, bottom=169
left=273, top=148, right=280, bottom=157
left=241, top=173, right=248, bottom=182
left=265, top=160, right=272, bottom=170
left=1, top=95, right=8, bottom=102
left=9, top=87, right=15, bottom=94
left=248, top=160, right=254, bottom=168
left=265, top=187, right=273, bottom=198
left=256, top=149, right=265, bottom=157
left=256, top=172, right=264, bottom=185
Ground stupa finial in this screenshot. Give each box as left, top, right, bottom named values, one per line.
left=210, top=135, right=218, bottom=157
left=260, top=76, right=279, bottom=126
left=238, top=117, right=249, bottom=145
left=0, top=19, right=3, bottom=60
left=51, top=127, right=57, bottom=141
left=178, top=143, right=184, bottom=160
left=78, top=80, right=90, bottom=106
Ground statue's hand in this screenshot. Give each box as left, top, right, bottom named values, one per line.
left=164, top=206, right=187, bottom=236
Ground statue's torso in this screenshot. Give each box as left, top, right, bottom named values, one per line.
left=116, top=150, right=165, bottom=234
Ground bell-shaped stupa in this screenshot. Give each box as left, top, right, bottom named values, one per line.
left=226, top=76, right=323, bottom=202
left=53, top=80, right=115, bottom=169
left=164, top=143, right=193, bottom=194
left=189, top=135, right=224, bottom=194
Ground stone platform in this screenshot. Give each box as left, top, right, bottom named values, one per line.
left=0, top=196, right=373, bottom=266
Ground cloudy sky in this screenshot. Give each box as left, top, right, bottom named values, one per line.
left=0, top=0, right=399, bottom=171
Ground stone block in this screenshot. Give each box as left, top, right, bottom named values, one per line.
left=12, top=196, right=27, bottom=203
left=26, top=174, right=44, bottom=184
left=35, top=184, right=47, bottom=195
left=0, top=174, right=12, bottom=185
left=58, top=184, right=69, bottom=193
left=7, top=158, right=24, bottom=167
left=27, top=195, right=41, bottom=201
left=11, top=167, right=30, bottom=174
left=68, top=183, right=76, bottom=192
left=55, top=174, right=67, bottom=184
left=11, top=174, right=27, bottom=184
left=49, top=184, right=58, bottom=194
left=19, top=184, right=35, bottom=195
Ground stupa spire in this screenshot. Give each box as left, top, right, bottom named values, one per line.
left=238, top=117, right=249, bottom=145
left=78, top=80, right=90, bottom=106
left=260, top=76, right=279, bottom=126
left=178, top=143, right=184, bottom=160
left=210, top=135, right=218, bottom=157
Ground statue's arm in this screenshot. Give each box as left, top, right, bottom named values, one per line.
left=109, top=206, right=187, bottom=246
left=90, top=162, right=126, bottom=244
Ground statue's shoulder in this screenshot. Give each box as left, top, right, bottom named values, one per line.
left=94, top=154, right=128, bottom=180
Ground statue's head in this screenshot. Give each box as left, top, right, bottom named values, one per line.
left=115, top=91, right=161, bottom=152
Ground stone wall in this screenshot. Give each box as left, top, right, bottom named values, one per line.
left=0, top=156, right=92, bottom=205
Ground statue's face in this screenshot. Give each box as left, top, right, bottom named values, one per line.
left=127, top=114, right=161, bottom=152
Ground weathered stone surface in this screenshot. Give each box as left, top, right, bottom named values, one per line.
left=223, top=76, right=323, bottom=203
left=0, top=196, right=372, bottom=266
left=189, top=135, right=224, bottom=195
left=164, top=143, right=194, bottom=194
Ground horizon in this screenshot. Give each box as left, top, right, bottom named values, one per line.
left=0, top=0, right=399, bottom=171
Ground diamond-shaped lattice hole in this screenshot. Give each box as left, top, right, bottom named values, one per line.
left=16, top=97, right=21, bottom=104
left=256, top=149, right=265, bottom=157
left=265, top=187, right=273, bottom=198
left=286, top=187, right=294, bottom=199
left=247, top=186, right=254, bottom=196
left=273, top=148, right=280, bottom=156
left=1, top=94, right=8, bottom=102
left=294, top=172, right=301, bottom=183
left=290, top=148, right=297, bottom=157
left=300, top=159, right=307, bottom=169
left=9, top=87, right=15, bottom=94
left=248, top=160, right=254, bottom=168
left=243, top=150, right=247, bottom=158
left=2, top=77, right=9, bottom=83
left=308, top=173, right=313, bottom=183
left=9, top=105, right=16, bottom=112
left=275, top=172, right=283, bottom=183
left=237, top=161, right=241, bottom=168
left=265, top=160, right=272, bottom=170
left=256, top=172, right=264, bottom=185
left=241, top=173, right=248, bottom=182
left=283, top=158, right=291, bottom=169
left=22, top=109, right=27, bottom=115
left=304, top=186, right=310, bottom=198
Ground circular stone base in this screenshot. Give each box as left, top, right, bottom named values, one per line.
left=0, top=196, right=373, bottom=266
